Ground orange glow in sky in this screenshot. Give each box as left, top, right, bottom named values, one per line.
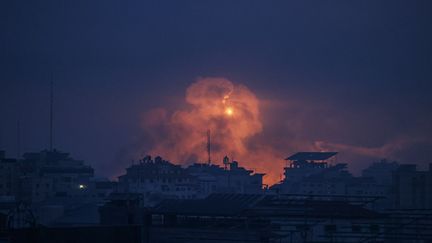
left=225, top=107, right=234, bottom=116
left=141, top=77, right=285, bottom=185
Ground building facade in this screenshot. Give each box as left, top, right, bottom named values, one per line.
left=0, top=151, right=19, bottom=199
left=118, top=156, right=199, bottom=205
left=118, top=156, right=264, bottom=204
left=393, top=164, right=432, bottom=209
left=186, top=157, right=264, bottom=197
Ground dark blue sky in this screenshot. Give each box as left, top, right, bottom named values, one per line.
left=1, top=1, right=431, bottom=178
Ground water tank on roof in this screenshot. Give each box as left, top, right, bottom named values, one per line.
left=230, top=161, right=238, bottom=170
left=223, top=155, right=230, bottom=165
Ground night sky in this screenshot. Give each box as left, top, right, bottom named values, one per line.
left=1, top=1, right=431, bottom=182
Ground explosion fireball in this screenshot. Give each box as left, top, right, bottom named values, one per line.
left=137, top=77, right=419, bottom=184
left=225, top=107, right=234, bottom=116
left=142, top=77, right=284, bottom=185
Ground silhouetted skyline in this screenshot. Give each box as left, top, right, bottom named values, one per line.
left=1, top=1, right=431, bottom=180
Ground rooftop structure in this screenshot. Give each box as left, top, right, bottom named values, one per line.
left=281, top=152, right=347, bottom=184
left=148, top=193, right=388, bottom=242
left=118, top=155, right=264, bottom=205
left=1, top=149, right=96, bottom=203
left=186, top=156, right=264, bottom=196
left=286, top=152, right=338, bottom=161
left=118, top=156, right=199, bottom=205
left=393, top=164, right=432, bottom=209
left=284, top=152, right=338, bottom=172
left=273, top=152, right=405, bottom=210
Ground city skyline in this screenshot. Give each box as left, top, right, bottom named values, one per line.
left=0, top=75, right=430, bottom=184
left=2, top=1, right=431, bottom=182
left=1, top=1, right=432, bottom=242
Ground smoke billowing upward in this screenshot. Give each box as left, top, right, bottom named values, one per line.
left=127, top=77, right=432, bottom=185
left=140, top=77, right=283, bottom=184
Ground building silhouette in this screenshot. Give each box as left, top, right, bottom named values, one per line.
left=117, top=155, right=264, bottom=206
left=118, top=156, right=199, bottom=205
left=393, top=164, right=432, bottom=209
left=2, top=149, right=432, bottom=242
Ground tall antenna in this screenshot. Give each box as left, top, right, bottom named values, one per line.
left=49, top=79, right=54, bottom=151
left=16, top=120, right=20, bottom=158
left=207, top=129, right=211, bottom=165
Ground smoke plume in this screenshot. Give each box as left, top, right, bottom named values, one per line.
left=140, top=77, right=284, bottom=184
left=126, top=77, right=432, bottom=185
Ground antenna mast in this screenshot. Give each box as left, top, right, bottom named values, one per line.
left=49, top=80, right=53, bottom=151
left=16, top=120, right=20, bottom=158
left=207, top=129, right=211, bottom=165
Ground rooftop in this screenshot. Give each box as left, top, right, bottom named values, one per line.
left=152, top=193, right=381, bottom=219
left=153, top=194, right=264, bottom=216
left=286, top=152, right=337, bottom=161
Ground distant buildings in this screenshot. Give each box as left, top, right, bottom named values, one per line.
left=8, top=149, right=101, bottom=204
left=17, top=150, right=95, bottom=202
left=362, top=159, right=399, bottom=185
left=3, top=148, right=432, bottom=211
left=185, top=156, right=264, bottom=196
left=271, top=152, right=406, bottom=209
left=393, top=164, right=432, bottom=209
left=0, top=149, right=118, bottom=228
left=117, top=155, right=264, bottom=205
left=1, top=149, right=118, bottom=205
left=272, top=152, right=353, bottom=195
left=2, top=146, right=432, bottom=236
left=118, top=156, right=199, bottom=205
left=0, top=151, right=19, bottom=198
left=2, top=148, right=432, bottom=242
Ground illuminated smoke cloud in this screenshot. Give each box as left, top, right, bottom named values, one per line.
left=140, top=77, right=284, bottom=184
left=129, top=77, right=432, bottom=184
